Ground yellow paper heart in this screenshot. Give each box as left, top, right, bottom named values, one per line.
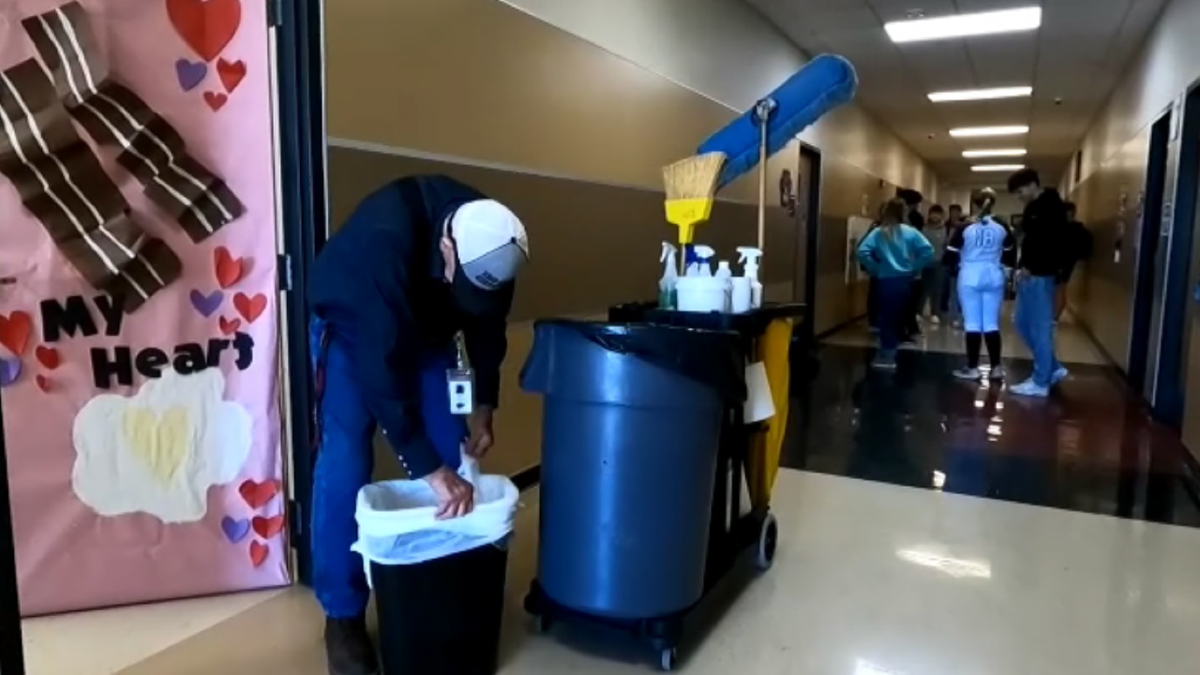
left=122, top=406, right=193, bottom=485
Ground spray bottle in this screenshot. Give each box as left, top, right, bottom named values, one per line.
left=689, top=245, right=716, bottom=277
left=659, top=242, right=679, bottom=309
left=737, top=246, right=764, bottom=309
left=715, top=260, right=733, bottom=313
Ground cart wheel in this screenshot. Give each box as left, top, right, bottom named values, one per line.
left=659, top=647, right=679, bottom=672
left=533, top=614, right=552, bottom=634
left=756, top=513, right=778, bottom=571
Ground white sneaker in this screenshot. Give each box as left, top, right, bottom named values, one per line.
left=953, top=367, right=981, bottom=381
left=988, top=366, right=1006, bottom=382
left=1051, top=366, right=1069, bottom=385
left=1010, top=380, right=1049, bottom=398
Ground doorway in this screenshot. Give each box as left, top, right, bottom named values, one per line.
left=1165, top=85, right=1200, bottom=436
left=1128, top=112, right=1173, bottom=394
left=796, top=146, right=822, bottom=344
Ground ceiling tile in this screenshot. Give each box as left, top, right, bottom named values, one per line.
left=742, top=0, right=1156, bottom=184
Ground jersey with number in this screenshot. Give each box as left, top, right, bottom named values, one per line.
left=950, top=216, right=1013, bottom=266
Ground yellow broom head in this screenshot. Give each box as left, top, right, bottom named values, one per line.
left=662, top=152, right=727, bottom=201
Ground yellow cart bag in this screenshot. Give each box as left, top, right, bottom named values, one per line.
left=747, top=317, right=792, bottom=509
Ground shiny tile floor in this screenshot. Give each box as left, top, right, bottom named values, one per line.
left=25, top=470, right=1200, bottom=675
left=789, top=343, right=1200, bottom=527
left=20, top=325, right=1200, bottom=674
left=823, top=307, right=1110, bottom=366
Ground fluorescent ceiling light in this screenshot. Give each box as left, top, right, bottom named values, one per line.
left=929, top=86, right=1033, bottom=102
left=950, top=125, right=1029, bottom=137
left=972, top=164, right=1026, bottom=172
left=886, top=7, right=1042, bottom=43
left=962, top=148, right=1028, bottom=158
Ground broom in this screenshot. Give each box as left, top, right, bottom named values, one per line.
left=662, top=152, right=727, bottom=273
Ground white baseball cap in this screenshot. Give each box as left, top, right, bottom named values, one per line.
left=449, top=199, right=530, bottom=313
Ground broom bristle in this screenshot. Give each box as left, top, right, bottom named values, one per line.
left=662, top=152, right=727, bottom=201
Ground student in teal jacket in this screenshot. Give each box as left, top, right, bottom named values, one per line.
left=857, top=198, right=936, bottom=370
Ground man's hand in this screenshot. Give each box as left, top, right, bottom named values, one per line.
left=425, top=466, right=474, bottom=520
left=465, top=405, right=495, bottom=458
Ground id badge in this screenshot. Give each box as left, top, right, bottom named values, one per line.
left=447, top=367, right=474, bottom=415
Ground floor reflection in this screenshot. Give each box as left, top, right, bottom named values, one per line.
left=786, top=345, right=1200, bottom=527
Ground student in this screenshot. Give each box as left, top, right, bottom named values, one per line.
left=1007, top=168, right=1070, bottom=397
left=857, top=198, right=935, bottom=370
left=897, top=189, right=926, bottom=340
left=1056, top=201, right=1093, bottom=320
left=948, top=188, right=1014, bottom=381
left=941, top=204, right=966, bottom=327
left=920, top=204, right=950, bottom=324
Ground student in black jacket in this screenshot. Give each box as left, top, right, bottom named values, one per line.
left=308, top=175, right=530, bottom=675
left=1007, top=169, right=1069, bottom=397
left=1056, top=201, right=1094, bottom=319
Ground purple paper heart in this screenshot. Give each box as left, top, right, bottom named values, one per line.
left=221, top=516, right=251, bottom=544
left=190, top=289, right=224, bottom=318
left=175, top=58, right=208, bottom=92
left=0, top=358, right=20, bottom=387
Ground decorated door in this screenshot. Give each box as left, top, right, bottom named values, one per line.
left=0, top=0, right=290, bottom=614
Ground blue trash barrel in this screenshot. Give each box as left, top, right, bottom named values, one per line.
left=521, top=320, right=745, bottom=619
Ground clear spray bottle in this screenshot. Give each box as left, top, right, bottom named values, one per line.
left=659, top=242, right=679, bottom=309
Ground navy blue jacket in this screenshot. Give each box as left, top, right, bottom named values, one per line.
left=309, top=176, right=512, bottom=478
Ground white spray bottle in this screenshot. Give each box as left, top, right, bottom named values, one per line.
left=737, top=246, right=764, bottom=309
left=691, top=245, right=716, bottom=277
left=659, top=242, right=679, bottom=309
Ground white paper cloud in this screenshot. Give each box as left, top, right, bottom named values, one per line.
left=72, top=369, right=252, bottom=523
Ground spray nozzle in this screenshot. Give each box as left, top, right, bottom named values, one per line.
left=737, top=246, right=763, bottom=266
left=661, top=241, right=677, bottom=263
left=693, top=245, right=716, bottom=262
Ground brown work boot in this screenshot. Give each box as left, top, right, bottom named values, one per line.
left=325, top=616, right=379, bottom=675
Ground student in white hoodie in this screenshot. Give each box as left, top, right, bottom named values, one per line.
left=947, top=188, right=1014, bottom=381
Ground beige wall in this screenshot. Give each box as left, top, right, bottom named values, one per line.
left=496, top=0, right=938, bottom=198
left=324, top=0, right=939, bottom=476
left=1070, top=0, right=1199, bottom=188
left=1066, top=0, right=1199, bottom=366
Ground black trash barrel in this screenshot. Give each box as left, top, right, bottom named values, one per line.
left=521, top=320, right=745, bottom=620
left=372, top=541, right=508, bottom=675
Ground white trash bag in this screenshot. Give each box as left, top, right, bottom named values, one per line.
left=352, top=452, right=519, bottom=579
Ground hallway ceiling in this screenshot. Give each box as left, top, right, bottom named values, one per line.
left=745, top=0, right=1167, bottom=189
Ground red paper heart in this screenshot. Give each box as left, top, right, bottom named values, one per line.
left=166, top=0, right=242, bottom=63
left=217, top=58, right=246, bottom=93
left=213, top=246, right=244, bottom=289
left=218, top=316, right=241, bottom=336
left=238, top=479, right=280, bottom=509
left=252, top=515, right=285, bottom=540
left=0, top=311, right=32, bottom=356
left=249, top=540, right=268, bottom=568
left=233, top=292, right=267, bottom=323
left=204, top=91, right=228, bottom=111
left=35, top=375, right=50, bottom=393
left=35, top=346, right=60, bottom=370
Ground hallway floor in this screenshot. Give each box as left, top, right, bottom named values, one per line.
left=21, top=324, right=1200, bottom=675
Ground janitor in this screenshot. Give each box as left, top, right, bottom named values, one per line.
left=307, top=175, right=530, bottom=675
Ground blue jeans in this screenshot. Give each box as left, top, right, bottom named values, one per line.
left=875, top=276, right=913, bottom=358
left=1014, top=275, right=1061, bottom=387
left=309, top=316, right=467, bottom=619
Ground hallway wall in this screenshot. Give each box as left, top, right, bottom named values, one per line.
left=1066, top=0, right=1196, bottom=370
left=323, top=0, right=936, bottom=476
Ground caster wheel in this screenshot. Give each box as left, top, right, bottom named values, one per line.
left=533, top=614, right=552, bottom=634
left=659, top=647, right=679, bottom=672
left=756, top=513, right=778, bottom=571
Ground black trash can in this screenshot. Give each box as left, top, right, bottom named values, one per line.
left=372, top=539, right=509, bottom=675
left=520, top=320, right=745, bottom=620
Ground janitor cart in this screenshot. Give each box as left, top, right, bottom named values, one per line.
left=521, top=303, right=804, bottom=671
